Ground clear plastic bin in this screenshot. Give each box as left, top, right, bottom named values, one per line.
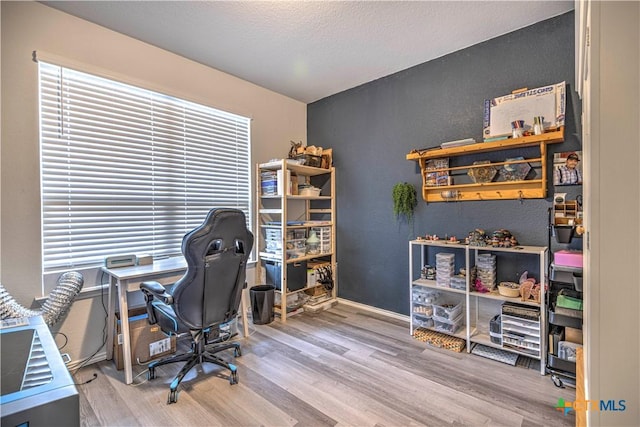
left=434, top=313, right=464, bottom=334
left=412, top=304, right=433, bottom=317
left=412, top=314, right=434, bottom=329
left=433, top=301, right=463, bottom=320
left=412, top=288, right=439, bottom=304
left=450, top=276, right=466, bottom=290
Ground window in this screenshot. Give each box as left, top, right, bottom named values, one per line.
left=39, top=62, right=251, bottom=272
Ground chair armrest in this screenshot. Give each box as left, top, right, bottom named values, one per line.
left=140, top=281, right=173, bottom=325
left=140, top=281, right=174, bottom=305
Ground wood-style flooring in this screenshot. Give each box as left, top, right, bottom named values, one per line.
left=74, top=303, right=576, bottom=426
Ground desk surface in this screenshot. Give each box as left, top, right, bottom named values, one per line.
left=101, top=257, right=186, bottom=280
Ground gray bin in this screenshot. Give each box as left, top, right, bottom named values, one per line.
left=250, top=285, right=275, bottom=325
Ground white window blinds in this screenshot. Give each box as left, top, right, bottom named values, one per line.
left=39, top=62, right=251, bottom=272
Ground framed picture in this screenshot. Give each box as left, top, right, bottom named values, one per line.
left=553, top=151, right=583, bottom=186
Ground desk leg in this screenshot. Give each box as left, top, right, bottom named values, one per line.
left=118, top=280, right=134, bottom=385
left=105, top=276, right=117, bottom=360
left=241, top=288, right=249, bottom=338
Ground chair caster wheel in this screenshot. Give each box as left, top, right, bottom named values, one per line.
left=552, top=375, right=564, bottom=388
left=148, top=368, right=156, bottom=380
left=230, top=371, right=238, bottom=385
left=234, top=347, right=242, bottom=357
left=167, top=390, right=178, bottom=404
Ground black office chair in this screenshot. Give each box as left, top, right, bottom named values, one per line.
left=140, top=208, right=253, bottom=404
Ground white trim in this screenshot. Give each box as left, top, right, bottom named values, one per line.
left=66, top=350, right=107, bottom=371
left=32, top=49, right=254, bottom=120
left=337, top=298, right=409, bottom=323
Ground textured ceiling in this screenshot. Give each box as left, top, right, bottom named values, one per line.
left=41, top=1, right=574, bottom=103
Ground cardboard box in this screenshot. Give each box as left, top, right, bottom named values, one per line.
left=565, top=327, right=583, bottom=345
left=113, top=308, right=177, bottom=370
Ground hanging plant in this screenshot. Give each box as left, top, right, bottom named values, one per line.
left=392, top=182, right=418, bottom=223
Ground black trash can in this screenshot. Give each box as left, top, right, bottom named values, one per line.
left=250, top=285, right=275, bottom=325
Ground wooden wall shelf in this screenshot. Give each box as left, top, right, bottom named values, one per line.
left=406, top=128, right=564, bottom=202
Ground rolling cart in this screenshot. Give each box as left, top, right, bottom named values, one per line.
left=547, top=208, right=583, bottom=388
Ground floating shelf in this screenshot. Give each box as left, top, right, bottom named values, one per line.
left=406, top=128, right=565, bottom=202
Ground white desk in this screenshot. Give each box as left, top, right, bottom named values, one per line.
left=102, top=257, right=250, bottom=384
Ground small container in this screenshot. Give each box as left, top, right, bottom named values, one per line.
left=306, top=230, right=320, bottom=255
left=412, top=314, right=434, bottom=328
left=533, top=116, right=545, bottom=135
left=498, top=282, right=521, bottom=298
left=433, top=313, right=464, bottom=334
left=572, top=272, right=583, bottom=292
left=433, top=301, right=463, bottom=321
left=511, top=120, right=525, bottom=138
left=489, top=314, right=502, bottom=345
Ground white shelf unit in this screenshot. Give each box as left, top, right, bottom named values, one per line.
left=256, top=160, right=336, bottom=322
left=409, top=240, right=547, bottom=374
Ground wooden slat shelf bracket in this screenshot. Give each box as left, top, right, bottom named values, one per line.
left=406, top=127, right=564, bottom=203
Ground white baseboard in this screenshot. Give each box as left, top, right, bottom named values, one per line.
left=65, top=351, right=107, bottom=371
left=337, top=298, right=410, bottom=323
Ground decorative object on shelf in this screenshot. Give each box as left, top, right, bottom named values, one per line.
left=467, top=229, right=488, bottom=246
left=500, top=157, right=532, bottom=181
left=533, top=116, right=545, bottom=135
left=440, top=189, right=459, bottom=200
left=511, top=120, right=525, bottom=139
left=519, top=271, right=541, bottom=303
left=490, top=229, right=519, bottom=248
left=288, top=141, right=332, bottom=169
left=392, top=182, right=418, bottom=223
left=306, top=230, right=320, bottom=255
left=498, top=282, right=521, bottom=297
left=298, top=184, right=321, bottom=197
left=553, top=151, right=582, bottom=186
left=467, top=161, right=497, bottom=183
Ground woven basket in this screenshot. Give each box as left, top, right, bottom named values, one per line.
left=498, top=282, right=520, bottom=298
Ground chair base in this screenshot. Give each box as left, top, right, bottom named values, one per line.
left=148, top=336, right=241, bottom=404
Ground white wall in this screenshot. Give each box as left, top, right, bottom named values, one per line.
left=1, top=2, right=306, bottom=364
left=585, top=1, right=640, bottom=425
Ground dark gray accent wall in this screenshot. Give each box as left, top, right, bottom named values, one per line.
left=307, top=12, right=580, bottom=315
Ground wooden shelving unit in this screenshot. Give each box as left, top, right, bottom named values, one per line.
left=256, top=160, right=336, bottom=322
left=406, top=128, right=564, bottom=202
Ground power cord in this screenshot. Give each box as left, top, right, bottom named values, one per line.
left=70, top=272, right=109, bottom=384
left=74, top=372, right=98, bottom=386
